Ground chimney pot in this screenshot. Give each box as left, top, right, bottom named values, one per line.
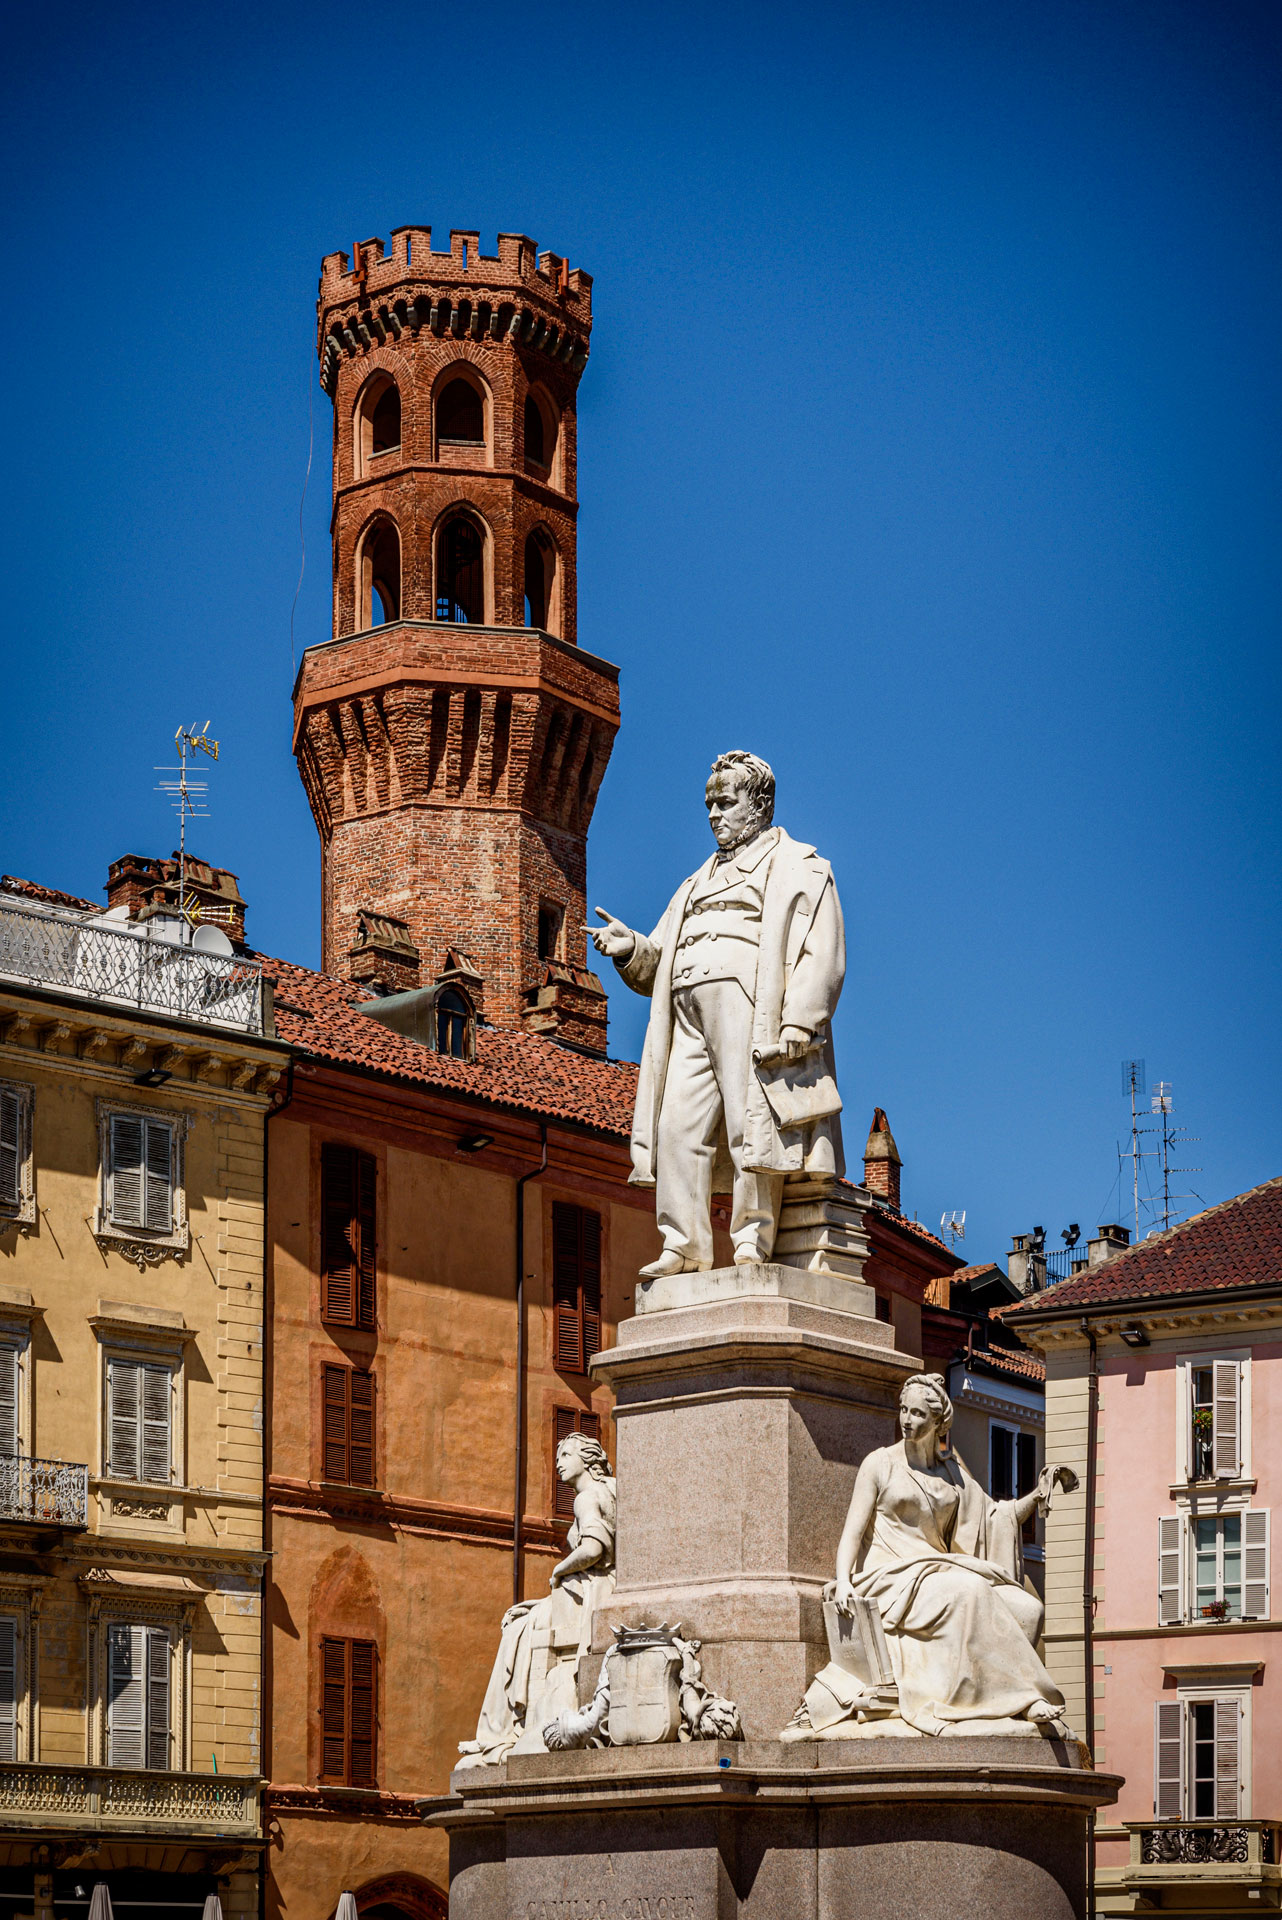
left=863, top=1107, right=902, bottom=1210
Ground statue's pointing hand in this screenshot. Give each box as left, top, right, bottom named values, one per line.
left=589, top=907, right=635, bottom=961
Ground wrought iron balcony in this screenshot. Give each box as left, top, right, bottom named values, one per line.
left=0, top=1452, right=89, bottom=1529
left=1110, top=1821, right=1282, bottom=1904
left=0, top=1762, right=258, bottom=1836
left=0, top=895, right=264, bottom=1035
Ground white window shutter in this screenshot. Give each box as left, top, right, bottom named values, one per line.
left=0, top=1616, right=18, bottom=1763
left=0, top=1090, right=20, bottom=1208
left=0, top=1345, right=18, bottom=1459
left=109, top=1116, right=145, bottom=1229
left=143, top=1121, right=173, bottom=1234
left=108, top=1360, right=141, bottom=1479
left=145, top=1627, right=170, bottom=1769
left=140, top=1366, right=172, bottom=1484
left=1213, top=1360, right=1241, bottom=1478
left=107, top=1623, right=145, bottom=1768
left=1215, top=1696, right=1241, bottom=1819
left=1158, top=1516, right=1185, bottom=1625
left=1155, top=1700, right=1184, bottom=1818
left=1244, top=1510, right=1269, bottom=1620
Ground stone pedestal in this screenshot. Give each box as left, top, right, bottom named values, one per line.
left=589, top=1263, right=916, bottom=1740
left=430, top=1738, right=1123, bottom=1920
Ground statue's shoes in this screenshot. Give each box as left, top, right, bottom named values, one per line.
left=733, top=1248, right=765, bottom=1265
left=638, top=1250, right=701, bottom=1279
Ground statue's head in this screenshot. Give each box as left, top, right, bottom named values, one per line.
left=705, top=751, right=775, bottom=852
left=899, top=1373, right=954, bottom=1461
left=555, top=1432, right=612, bottom=1484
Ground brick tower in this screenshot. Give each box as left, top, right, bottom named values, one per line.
left=294, top=227, right=619, bottom=1053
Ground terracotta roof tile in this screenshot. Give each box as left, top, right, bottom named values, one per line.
left=1, top=874, right=100, bottom=912
left=1003, top=1175, right=1282, bottom=1317
left=970, top=1343, right=1046, bottom=1386
left=259, top=954, right=639, bottom=1136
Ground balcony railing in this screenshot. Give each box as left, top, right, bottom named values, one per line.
left=1117, top=1822, right=1282, bottom=1896
left=0, top=1762, right=258, bottom=1835
left=0, top=896, right=264, bottom=1035
left=0, top=1453, right=88, bottom=1528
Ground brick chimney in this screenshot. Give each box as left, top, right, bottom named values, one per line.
left=863, top=1108, right=902, bottom=1210
left=105, top=853, right=247, bottom=942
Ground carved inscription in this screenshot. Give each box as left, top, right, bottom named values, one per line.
left=523, top=1899, right=698, bottom=1920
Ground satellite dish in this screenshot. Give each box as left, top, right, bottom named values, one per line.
left=192, top=923, right=234, bottom=957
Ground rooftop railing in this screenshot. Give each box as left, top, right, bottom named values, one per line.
left=0, top=895, right=263, bottom=1035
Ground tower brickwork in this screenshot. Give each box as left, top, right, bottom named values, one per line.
left=295, top=227, right=619, bottom=1052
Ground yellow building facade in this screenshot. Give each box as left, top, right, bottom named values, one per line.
left=0, top=879, right=288, bottom=1919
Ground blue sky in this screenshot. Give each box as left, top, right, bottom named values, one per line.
left=2, top=0, right=1278, bottom=1261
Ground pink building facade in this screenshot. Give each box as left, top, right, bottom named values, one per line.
left=1009, top=1177, right=1282, bottom=1917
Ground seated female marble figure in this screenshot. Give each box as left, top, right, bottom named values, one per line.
left=786, top=1373, right=1075, bottom=1740
left=457, top=1431, right=616, bottom=1768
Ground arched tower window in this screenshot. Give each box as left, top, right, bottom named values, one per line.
left=359, top=517, right=401, bottom=629
left=435, top=988, right=472, bottom=1059
left=436, top=516, right=484, bottom=624
left=523, top=388, right=560, bottom=481
left=524, top=394, right=545, bottom=468
left=524, top=529, right=555, bottom=633
left=355, top=374, right=401, bottom=478
left=436, top=377, right=485, bottom=449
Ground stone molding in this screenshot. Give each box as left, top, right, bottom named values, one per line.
left=265, top=1474, right=567, bottom=1551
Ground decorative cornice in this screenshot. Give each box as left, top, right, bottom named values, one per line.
left=264, top=1782, right=425, bottom=1822
left=266, top=1475, right=565, bottom=1551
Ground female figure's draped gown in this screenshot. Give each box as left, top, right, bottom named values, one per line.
left=801, top=1444, right=1066, bottom=1737
left=457, top=1476, right=616, bottom=1767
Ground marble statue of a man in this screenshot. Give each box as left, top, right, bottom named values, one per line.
left=591, top=751, right=845, bottom=1277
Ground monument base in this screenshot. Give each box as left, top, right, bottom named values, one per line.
left=429, top=1737, right=1122, bottom=1920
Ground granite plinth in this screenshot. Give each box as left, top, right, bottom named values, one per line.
left=429, top=1737, right=1122, bottom=1920
left=590, top=1271, right=917, bottom=1739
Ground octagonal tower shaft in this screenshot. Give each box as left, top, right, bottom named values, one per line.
left=294, top=227, right=619, bottom=1053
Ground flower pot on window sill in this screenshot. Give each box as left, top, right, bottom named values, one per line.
left=1200, top=1602, right=1230, bottom=1621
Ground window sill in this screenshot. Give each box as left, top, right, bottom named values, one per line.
left=1170, top=1478, right=1256, bottom=1501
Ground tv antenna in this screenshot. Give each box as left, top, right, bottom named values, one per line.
left=1148, top=1082, right=1202, bottom=1235
left=155, top=722, right=219, bottom=934
left=1118, top=1059, right=1156, bottom=1241
left=940, top=1210, right=966, bottom=1248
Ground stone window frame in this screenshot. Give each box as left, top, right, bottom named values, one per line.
left=93, top=1098, right=191, bottom=1269
left=86, top=1592, right=192, bottom=1773
left=91, top=1315, right=193, bottom=1511
left=1174, top=1347, right=1251, bottom=1488
left=1155, top=1680, right=1253, bottom=1820
left=0, top=1581, right=45, bottom=1763
left=0, top=1077, right=36, bottom=1231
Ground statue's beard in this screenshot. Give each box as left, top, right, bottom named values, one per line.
left=715, top=815, right=771, bottom=859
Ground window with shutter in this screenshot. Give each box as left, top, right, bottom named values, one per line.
left=1244, top=1510, right=1270, bottom=1619
left=1213, top=1360, right=1241, bottom=1478
left=106, top=1621, right=171, bottom=1770
left=0, top=1088, right=22, bottom=1210
left=551, top=1203, right=602, bottom=1375
left=108, top=1359, right=172, bottom=1483
left=321, top=1144, right=377, bottom=1328
left=552, top=1405, right=601, bottom=1519
left=1158, top=1516, right=1184, bottom=1626
left=1215, top=1697, right=1240, bottom=1819
left=322, top=1365, right=375, bottom=1486
left=109, top=1116, right=146, bottom=1229
left=0, top=1616, right=18, bottom=1763
left=0, top=1345, right=19, bottom=1459
left=143, top=1121, right=173, bottom=1233
left=1154, top=1700, right=1184, bottom=1817
left=318, top=1636, right=378, bottom=1784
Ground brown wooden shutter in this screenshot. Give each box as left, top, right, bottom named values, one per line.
left=552, top=1203, right=585, bottom=1372
left=323, top=1365, right=350, bottom=1481
left=321, top=1145, right=358, bottom=1325
left=348, top=1640, right=377, bottom=1785
left=108, top=1359, right=141, bottom=1479
left=581, top=1209, right=602, bottom=1363
left=348, top=1370, right=375, bottom=1487
left=357, top=1154, right=377, bottom=1329
left=320, top=1637, right=347, bottom=1778
left=140, top=1364, right=172, bottom=1484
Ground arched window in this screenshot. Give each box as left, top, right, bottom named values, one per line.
left=524, top=529, right=555, bottom=632
left=359, top=518, right=401, bottom=629
left=436, top=378, right=484, bottom=447
left=370, top=383, right=400, bottom=454
left=524, top=394, right=545, bottom=468
left=355, top=375, right=401, bottom=477
left=436, top=516, right=484, bottom=624
left=435, top=988, right=471, bottom=1059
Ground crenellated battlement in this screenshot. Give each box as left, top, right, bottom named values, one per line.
left=316, top=227, right=592, bottom=393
